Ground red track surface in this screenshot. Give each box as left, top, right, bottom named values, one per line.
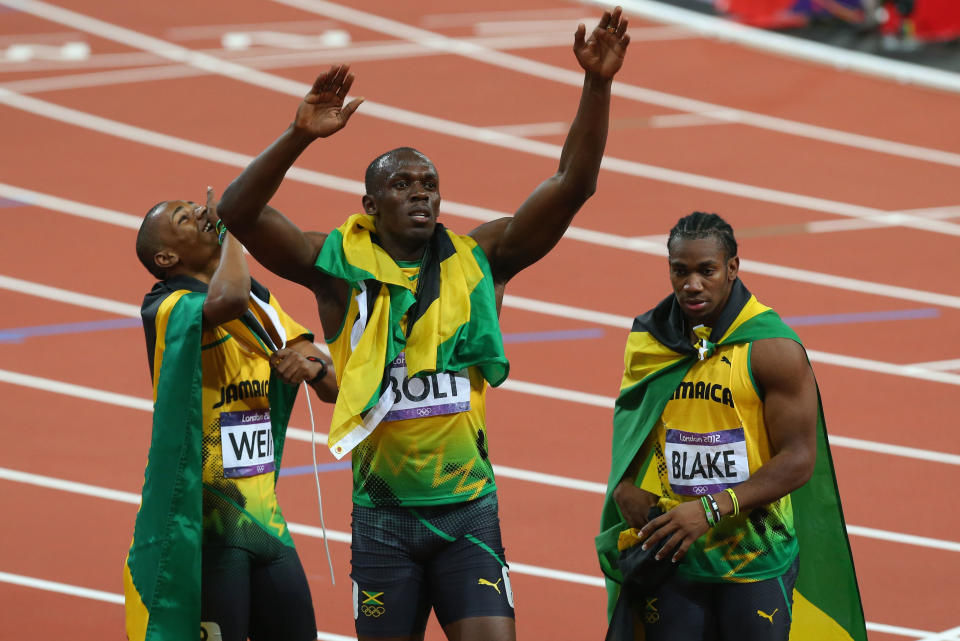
left=2, top=1, right=959, bottom=639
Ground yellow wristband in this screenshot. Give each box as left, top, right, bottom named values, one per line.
left=725, top=487, right=740, bottom=516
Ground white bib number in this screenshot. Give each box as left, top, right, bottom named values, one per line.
left=665, top=427, right=749, bottom=496
left=382, top=353, right=470, bottom=422
left=220, top=408, right=274, bottom=478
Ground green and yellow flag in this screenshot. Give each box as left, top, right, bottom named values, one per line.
left=123, top=277, right=298, bottom=641
left=315, top=213, right=508, bottom=459
left=596, top=280, right=866, bottom=641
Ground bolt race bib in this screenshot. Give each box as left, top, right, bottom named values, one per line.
left=219, top=408, right=274, bottom=478
left=665, top=427, right=749, bottom=496
left=382, top=353, right=470, bottom=422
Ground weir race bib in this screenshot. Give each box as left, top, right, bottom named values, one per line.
left=665, top=427, right=749, bottom=496
left=382, top=353, right=470, bottom=422
left=220, top=408, right=274, bottom=478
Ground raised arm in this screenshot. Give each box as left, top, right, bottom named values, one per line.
left=471, top=7, right=630, bottom=285
left=203, top=187, right=251, bottom=327
left=217, top=64, right=364, bottom=287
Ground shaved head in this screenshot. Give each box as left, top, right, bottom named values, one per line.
left=364, top=147, right=434, bottom=196
left=136, top=201, right=170, bottom=279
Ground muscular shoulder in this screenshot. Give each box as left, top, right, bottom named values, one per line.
left=750, top=337, right=812, bottom=396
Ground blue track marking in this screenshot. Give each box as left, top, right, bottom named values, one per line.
left=0, top=317, right=142, bottom=343
left=781, top=308, right=939, bottom=327
left=0, top=198, right=27, bottom=208
left=279, top=461, right=352, bottom=476
left=502, top=328, right=605, bottom=343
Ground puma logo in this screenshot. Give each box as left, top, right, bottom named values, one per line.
left=720, top=356, right=732, bottom=366
left=757, top=608, right=778, bottom=624
left=478, top=578, right=502, bottom=594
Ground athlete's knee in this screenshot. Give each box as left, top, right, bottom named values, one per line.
left=441, top=615, right=515, bottom=641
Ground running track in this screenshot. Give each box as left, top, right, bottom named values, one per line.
left=1, top=0, right=958, bottom=639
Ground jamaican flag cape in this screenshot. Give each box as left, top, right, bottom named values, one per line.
left=123, top=276, right=299, bottom=641
left=315, top=213, right=508, bottom=459
left=596, top=280, right=866, bottom=641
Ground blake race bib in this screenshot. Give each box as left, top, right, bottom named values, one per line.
left=665, top=427, right=749, bottom=496
left=382, top=353, right=470, bottom=422
left=220, top=408, right=274, bottom=478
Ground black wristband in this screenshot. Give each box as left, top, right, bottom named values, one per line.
left=305, top=355, right=328, bottom=384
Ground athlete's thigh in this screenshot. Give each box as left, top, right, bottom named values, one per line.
left=426, top=493, right=515, bottom=630
left=248, top=545, right=317, bottom=641
left=637, top=573, right=716, bottom=641
left=350, top=503, right=432, bottom=638
left=716, top=557, right=799, bottom=641
left=201, top=546, right=252, bottom=641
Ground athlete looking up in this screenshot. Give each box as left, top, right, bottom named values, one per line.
left=598, top=212, right=864, bottom=640
left=124, top=188, right=336, bottom=641
left=215, top=7, right=630, bottom=641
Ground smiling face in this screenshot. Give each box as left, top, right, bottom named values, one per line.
left=144, top=200, right=222, bottom=279
left=668, top=236, right=739, bottom=327
left=362, top=148, right=440, bottom=261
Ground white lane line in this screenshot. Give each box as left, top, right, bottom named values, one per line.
left=5, top=114, right=960, bottom=308
left=0, top=568, right=938, bottom=640
left=0, top=571, right=355, bottom=641
left=0, top=467, right=603, bottom=587
left=267, top=0, right=960, bottom=169
left=907, top=358, right=960, bottom=371
left=0, top=571, right=124, bottom=605
left=5, top=269, right=960, bottom=387
left=4, top=464, right=960, bottom=558
left=584, top=0, right=960, bottom=95
left=4, top=0, right=960, bottom=237
left=3, top=363, right=960, bottom=473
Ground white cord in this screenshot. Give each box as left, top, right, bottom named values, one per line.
left=303, top=382, right=336, bottom=585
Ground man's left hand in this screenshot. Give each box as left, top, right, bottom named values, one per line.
left=637, top=499, right=710, bottom=563
left=574, top=6, right=630, bottom=80
left=270, top=348, right=321, bottom=385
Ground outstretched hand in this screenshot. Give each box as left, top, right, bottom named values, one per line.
left=574, top=6, right=630, bottom=80
left=294, top=64, right=365, bottom=139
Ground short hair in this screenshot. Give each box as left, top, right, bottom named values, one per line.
left=136, top=201, right=169, bottom=280
left=667, top=211, right=738, bottom=260
left=364, top=147, right=432, bottom=196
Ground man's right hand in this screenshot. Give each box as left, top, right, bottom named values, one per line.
left=613, top=481, right=660, bottom=529
left=294, top=64, right=364, bottom=139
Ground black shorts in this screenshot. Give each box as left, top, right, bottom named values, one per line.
left=640, top=555, right=799, bottom=641
left=200, top=544, right=316, bottom=641
left=350, top=491, right=515, bottom=637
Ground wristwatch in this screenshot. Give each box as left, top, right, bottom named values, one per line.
left=305, top=356, right=328, bottom=383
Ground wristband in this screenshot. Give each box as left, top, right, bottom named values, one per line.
left=305, top=356, right=328, bottom=384
left=700, top=496, right=717, bottom=527
left=706, top=494, right=721, bottom=523
left=216, top=220, right=227, bottom=246
left=724, top=487, right=740, bottom=516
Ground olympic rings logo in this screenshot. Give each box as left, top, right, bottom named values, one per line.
left=416, top=408, right=432, bottom=417
left=693, top=486, right=708, bottom=495
left=361, top=605, right=386, bottom=618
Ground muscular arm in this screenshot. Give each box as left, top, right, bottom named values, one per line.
left=217, top=65, right=363, bottom=290
left=271, top=337, right=338, bottom=403
left=470, top=8, right=630, bottom=286
left=639, top=338, right=818, bottom=562
left=612, top=431, right=660, bottom=529
left=202, top=188, right=251, bottom=327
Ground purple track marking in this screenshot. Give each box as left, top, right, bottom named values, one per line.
left=502, top=327, right=604, bottom=343
left=0, top=317, right=142, bottom=343
left=781, top=308, right=939, bottom=327
left=280, top=461, right=352, bottom=476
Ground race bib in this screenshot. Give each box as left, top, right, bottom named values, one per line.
left=220, top=408, right=274, bottom=478
left=665, top=427, right=749, bottom=496
left=382, top=353, right=470, bottom=422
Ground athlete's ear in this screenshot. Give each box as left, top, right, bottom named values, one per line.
left=727, top=256, right=740, bottom=281
left=361, top=194, right=377, bottom=216
left=155, top=249, right=179, bottom=271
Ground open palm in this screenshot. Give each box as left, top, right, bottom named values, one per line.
left=574, top=6, right=630, bottom=80
left=294, top=64, right=364, bottom=139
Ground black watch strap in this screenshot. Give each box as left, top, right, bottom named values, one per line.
left=305, top=356, right=328, bottom=384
